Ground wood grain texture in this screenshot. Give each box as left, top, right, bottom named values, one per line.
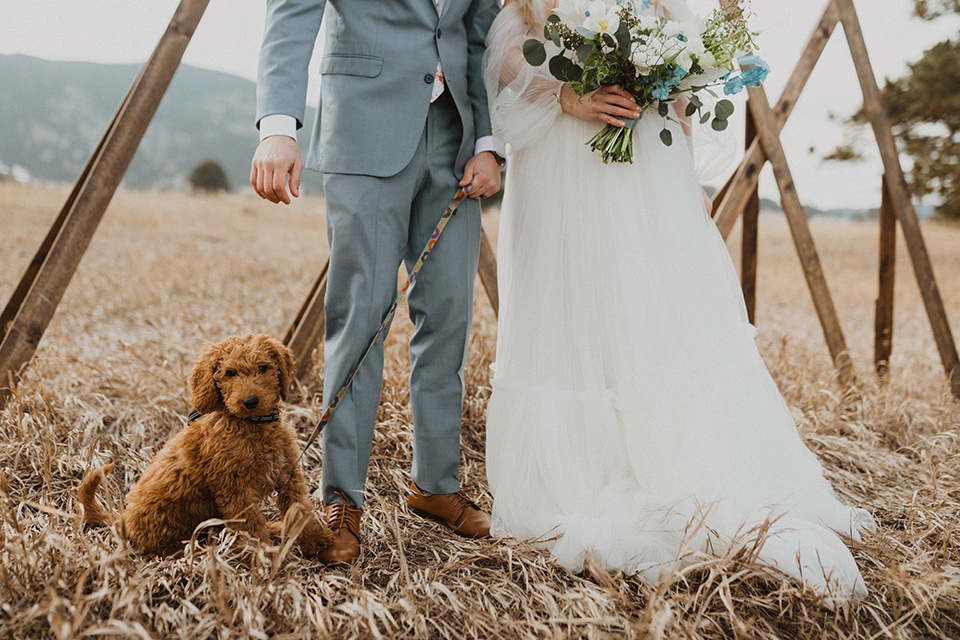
left=747, top=87, right=855, bottom=386
left=478, top=228, right=500, bottom=318
left=284, top=262, right=329, bottom=382
left=837, top=0, right=960, bottom=396
left=741, top=111, right=760, bottom=325
left=875, top=176, right=896, bottom=377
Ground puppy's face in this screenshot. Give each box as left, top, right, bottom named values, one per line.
left=214, top=347, right=285, bottom=419
left=190, top=334, right=295, bottom=418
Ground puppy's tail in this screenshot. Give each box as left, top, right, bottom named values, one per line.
left=77, top=462, right=120, bottom=527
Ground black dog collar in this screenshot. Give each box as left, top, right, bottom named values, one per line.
left=246, top=412, right=281, bottom=424
left=187, top=409, right=280, bottom=424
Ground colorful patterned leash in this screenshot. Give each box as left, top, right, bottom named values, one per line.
left=275, top=184, right=473, bottom=492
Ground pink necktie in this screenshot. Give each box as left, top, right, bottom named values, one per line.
left=430, top=0, right=445, bottom=102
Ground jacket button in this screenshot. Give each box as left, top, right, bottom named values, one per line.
left=424, top=74, right=434, bottom=84
left=436, top=28, right=442, bottom=39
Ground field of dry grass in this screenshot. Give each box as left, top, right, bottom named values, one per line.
left=1, top=181, right=959, bottom=639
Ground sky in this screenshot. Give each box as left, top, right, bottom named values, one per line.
left=1, top=0, right=959, bottom=209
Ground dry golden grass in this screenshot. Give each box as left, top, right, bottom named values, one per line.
left=1, top=181, right=959, bottom=639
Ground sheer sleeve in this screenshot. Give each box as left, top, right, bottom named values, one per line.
left=482, top=4, right=565, bottom=154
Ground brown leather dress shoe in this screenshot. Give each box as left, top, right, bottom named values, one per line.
left=407, top=481, right=491, bottom=538
left=317, top=492, right=361, bottom=565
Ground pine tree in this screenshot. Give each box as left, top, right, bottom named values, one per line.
left=831, top=1, right=960, bottom=218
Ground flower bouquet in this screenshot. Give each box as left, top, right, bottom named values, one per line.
left=523, top=0, right=769, bottom=163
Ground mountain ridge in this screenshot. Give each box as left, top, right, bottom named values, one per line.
left=0, top=53, right=315, bottom=192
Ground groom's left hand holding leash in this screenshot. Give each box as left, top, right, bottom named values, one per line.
left=251, top=135, right=302, bottom=205
left=460, top=151, right=501, bottom=199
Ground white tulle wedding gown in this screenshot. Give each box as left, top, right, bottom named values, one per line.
left=482, top=0, right=875, bottom=603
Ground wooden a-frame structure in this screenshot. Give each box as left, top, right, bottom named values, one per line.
left=1, top=0, right=958, bottom=410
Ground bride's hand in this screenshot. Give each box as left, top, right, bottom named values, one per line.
left=559, top=84, right=640, bottom=127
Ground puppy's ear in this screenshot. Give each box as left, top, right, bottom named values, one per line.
left=266, top=336, right=295, bottom=401
left=190, top=341, right=224, bottom=414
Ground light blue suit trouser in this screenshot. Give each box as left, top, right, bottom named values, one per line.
left=320, top=91, right=481, bottom=508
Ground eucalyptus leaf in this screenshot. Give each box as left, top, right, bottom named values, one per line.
left=546, top=13, right=560, bottom=24
left=576, top=44, right=593, bottom=63
left=615, top=22, right=631, bottom=50
left=657, top=101, right=669, bottom=117
left=685, top=101, right=698, bottom=117
left=660, top=129, right=673, bottom=146
left=700, top=111, right=711, bottom=124
left=575, top=26, right=595, bottom=39
left=563, top=58, right=583, bottom=82
left=711, top=117, right=729, bottom=131
left=522, top=39, right=547, bottom=66
left=715, top=99, right=735, bottom=119
left=549, top=55, right=582, bottom=82
left=690, top=94, right=702, bottom=109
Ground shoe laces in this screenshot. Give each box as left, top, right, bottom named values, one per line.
left=452, top=490, right=479, bottom=512
left=328, top=491, right=360, bottom=532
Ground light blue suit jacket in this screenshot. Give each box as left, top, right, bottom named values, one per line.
left=256, top=0, right=498, bottom=177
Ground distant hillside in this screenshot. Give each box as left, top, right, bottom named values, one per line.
left=0, top=54, right=315, bottom=192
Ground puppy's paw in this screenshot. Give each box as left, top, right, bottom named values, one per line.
left=239, top=538, right=280, bottom=569
left=275, top=505, right=333, bottom=557
left=267, top=519, right=284, bottom=540
left=297, top=517, right=334, bottom=557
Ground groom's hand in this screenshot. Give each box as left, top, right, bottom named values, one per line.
left=251, top=135, right=302, bottom=205
left=460, top=151, right=501, bottom=199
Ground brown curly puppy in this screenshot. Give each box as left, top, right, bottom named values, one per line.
left=77, top=334, right=332, bottom=557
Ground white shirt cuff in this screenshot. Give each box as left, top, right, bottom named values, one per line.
left=474, top=136, right=497, bottom=156
left=259, top=114, right=298, bottom=142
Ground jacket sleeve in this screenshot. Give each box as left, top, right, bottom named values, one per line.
left=464, top=0, right=500, bottom=141
left=256, top=0, right=327, bottom=129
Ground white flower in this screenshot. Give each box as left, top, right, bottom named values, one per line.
left=698, top=50, right=717, bottom=69
left=661, top=19, right=686, bottom=39
left=676, top=30, right=705, bottom=70
left=553, top=0, right=592, bottom=28
left=678, top=66, right=727, bottom=91
left=631, top=40, right=663, bottom=74
left=581, top=0, right=621, bottom=37
left=635, top=15, right=660, bottom=33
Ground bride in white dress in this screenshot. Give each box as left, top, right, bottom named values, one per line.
left=482, top=0, right=876, bottom=602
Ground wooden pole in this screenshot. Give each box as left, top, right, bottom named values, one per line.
left=478, top=228, right=500, bottom=317
left=0, top=0, right=210, bottom=408
left=836, top=0, right=960, bottom=397
left=747, top=87, right=855, bottom=386
left=283, top=262, right=329, bottom=381
left=875, top=176, right=896, bottom=377
left=741, top=110, right=760, bottom=324
left=712, top=0, right=840, bottom=238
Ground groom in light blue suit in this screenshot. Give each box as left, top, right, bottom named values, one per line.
left=251, top=0, right=501, bottom=564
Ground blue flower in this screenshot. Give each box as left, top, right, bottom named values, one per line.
left=639, top=0, right=651, bottom=9
left=666, top=66, right=686, bottom=88
left=723, top=75, right=745, bottom=95
left=738, top=55, right=770, bottom=88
